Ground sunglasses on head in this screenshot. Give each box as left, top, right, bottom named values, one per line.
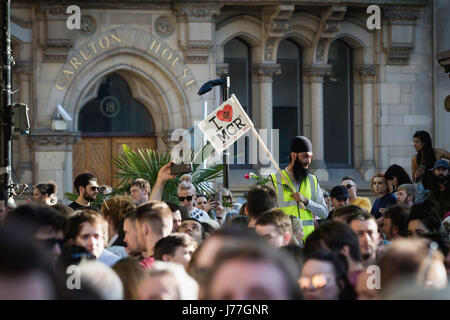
left=35, top=238, right=65, bottom=250
left=298, top=274, right=332, bottom=290
left=179, top=195, right=194, bottom=202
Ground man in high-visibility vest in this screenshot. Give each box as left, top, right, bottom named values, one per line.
left=269, top=136, right=328, bottom=240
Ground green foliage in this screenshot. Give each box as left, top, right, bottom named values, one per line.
left=65, top=143, right=223, bottom=205
left=111, top=144, right=223, bottom=203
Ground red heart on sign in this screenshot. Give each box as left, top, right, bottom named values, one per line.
left=217, top=104, right=233, bottom=122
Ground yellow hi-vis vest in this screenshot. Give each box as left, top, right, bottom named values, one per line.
left=270, top=170, right=318, bottom=240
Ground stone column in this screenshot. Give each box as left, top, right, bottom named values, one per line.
left=356, top=65, right=376, bottom=180
left=253, top=63, right=281, bottom=173
left=304, top=64, right=331, bottom=181
left=29, top=131, right=81, bottom=204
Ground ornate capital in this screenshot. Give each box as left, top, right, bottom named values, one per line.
left=262, top=5, right=295, bottom=62
left=384, top=7, right=422, bottom=24
left=313, top=6, right=347, bottom=64
left=28, top=130, right=81, bottom=151
left=304, top=64, right=332, bottom=82
left=383, top=6, right=424, bottom=65
left=437, top=50, right=450, bottom=78
left=355, top=64, right=377, bottom=82
left=252, top=63, right=281, bottom=79
left=175, top=3, right=222, bottom=22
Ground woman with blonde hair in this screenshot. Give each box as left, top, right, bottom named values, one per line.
left=177, top=174, right=210, bottom=222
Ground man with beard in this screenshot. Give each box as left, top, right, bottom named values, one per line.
left=269, top=136, right=328, bottom=240
left=347, top=212, right=379, bottom=268
left=429, top=160, right=450, bottom=219
left=69, top=173, right=99, bottom=210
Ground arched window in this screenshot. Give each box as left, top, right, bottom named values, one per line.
left=273, top=39, right=303, bottom=164
left=224, top=38, right=251, bottom=166
left=323, top=40, right=353, bottom=167
left=78, top=73, right=154, bottom=134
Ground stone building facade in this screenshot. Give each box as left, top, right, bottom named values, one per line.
left=9, top=0, right=450, bottom=202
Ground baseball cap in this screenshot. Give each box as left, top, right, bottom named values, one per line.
left=330, top=185, right=349, bottom=200
left=433, top=159, right=449, bottom=170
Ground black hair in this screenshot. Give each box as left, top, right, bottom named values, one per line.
left=413, top=131, right=437, bottom=170
left=246, top=185, right=277, bottom=221
left=4, top=203, right=66, bottom=235
left=34, top=181, right=57, bottom=196
left=230, top=215, right=249, bottom=228
left=384, top=164, right=413, bottom=190
left=408, top=200, right=441, bottom=233
left=382, top=205, right=411, bottom=237
left=304, top=221, right=362, bottom=263
left=0, top=227, right=57, bottom=298
left=178, top=218, right=206, bottom=240
left=74, top=173, right=97, bottom=195
left=303, top=250, right=356, bottom=300
left=154, top=233, right=195, bottom=260
left=422, top=232, right=449, bottom=257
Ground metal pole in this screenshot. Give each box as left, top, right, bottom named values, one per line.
left=222, top=76, right=230, bottom=189
left=0, top=0, right=12, bottom=202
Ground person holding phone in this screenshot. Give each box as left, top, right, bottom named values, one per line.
left=411, top=130, right=450, bottom=189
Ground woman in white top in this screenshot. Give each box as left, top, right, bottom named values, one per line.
left=177, top=175, right=210, bottom=222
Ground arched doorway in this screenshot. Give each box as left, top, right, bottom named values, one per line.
left=73, top=72, right=156, bottom=187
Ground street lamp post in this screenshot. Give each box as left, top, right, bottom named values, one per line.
left=197, top=77, right=230, bottom=189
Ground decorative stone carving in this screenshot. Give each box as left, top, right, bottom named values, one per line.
left=304, top=64, right=332, bottom=82
left=42, top=40, right=73, bottom=63
left=312, top=6, right=347, bottom=64
left=175, top=3, right=222, bottom=21
left=262, top=5, right=294, bottom=62
left=315, top=39, right=328, bottom=63
left=79, top=16, right=97, bottom=37
left=154, top=16, right=174, bottom=38
left=384, top=7, right=422, bottom=23
left=252, top=63, right=281, bottom=79
left=174, top=3, right=222, bottom=63
left=29, top=131, right=81, bottom=149
left=383, top=6, right=424, bottom=65
left=437, top=50, right=450, bottom=78
left=355, top=64, right=377, bottom=82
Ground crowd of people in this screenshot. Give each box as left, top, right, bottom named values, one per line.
left=0, top=130, right=449, bottom=300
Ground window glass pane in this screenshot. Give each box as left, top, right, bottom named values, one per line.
left=78, top=73, right=154, bottom=133
left=224, top=38, right=251, bottom=165
left=323, top=40, right=352, bottom=166
left=273, top=39, right=301, bottom=164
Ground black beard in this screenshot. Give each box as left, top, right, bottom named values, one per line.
left=438, top=175, right=447, bottom=184
left=293, top=159, right=308, bottom=183
left=83, top=193, right=96, bottom=203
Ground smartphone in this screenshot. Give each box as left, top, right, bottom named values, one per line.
left=214, top=191, right=222, bottom=203
left=170, top=163, right=193, bottom=175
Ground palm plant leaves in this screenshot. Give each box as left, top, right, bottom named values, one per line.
left=111, top=143, right=223, bottom=203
